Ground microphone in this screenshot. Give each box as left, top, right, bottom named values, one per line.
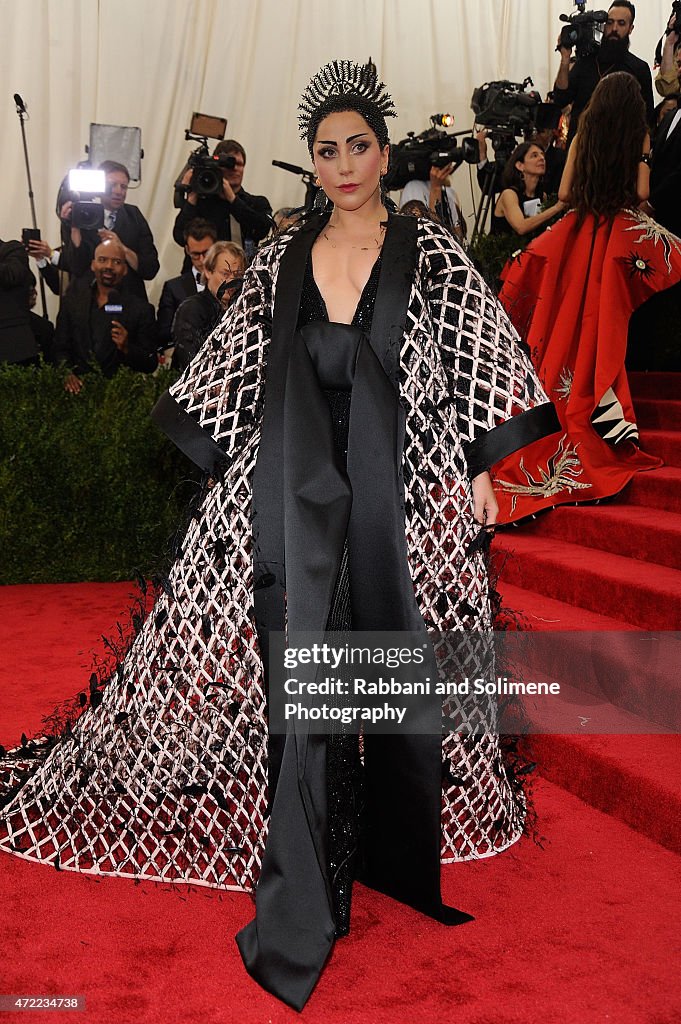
left=272, top=159, right=315, bottom=180
left=14, top=93, right=27, bottom=113
left=104, top=288, right=123, bottom=318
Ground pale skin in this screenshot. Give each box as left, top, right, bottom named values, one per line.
left=494, top=145, right=566, bottom=235
left=311, top=109, right=497, bottom=526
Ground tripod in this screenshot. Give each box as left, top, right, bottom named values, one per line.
left=471, top=161, right=502, bottom=241
left=13, top=93, right=48, bottom=319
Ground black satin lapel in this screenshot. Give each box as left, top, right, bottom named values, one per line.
left=368, top=213, right=418, bottom=384
left=346, top=336, right=474, bottom=927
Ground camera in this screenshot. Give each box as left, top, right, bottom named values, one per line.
left=57, top=168, right=107, bottom=230
left=184, top=143, right=236, bottom=198
left=558, top=2, right=609, bottom=59
left=471, top=78, right=541, bottom=134
left=384, top=115, right=478, bottom=192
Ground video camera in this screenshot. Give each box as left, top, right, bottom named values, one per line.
left=471, top=78, right=541, bottom=134
left=184, top=142, right=237, bottom=198
left=384, top=115, right=478, bottom=192
left=57, top=167, right=107, bottom=230
left=558, top=2, right=608, bottom=59
left=178, top=111, right=233, bottom=199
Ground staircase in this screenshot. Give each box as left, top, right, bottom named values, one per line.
left=492, top=371, right=681, bottom=855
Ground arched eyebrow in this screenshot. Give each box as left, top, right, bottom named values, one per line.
left=315, top=132, right=370, bottom=145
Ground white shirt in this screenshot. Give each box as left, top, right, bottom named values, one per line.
left=666, top=109, right=681, bottom=140
left=399, top=180, right=461, bottom=227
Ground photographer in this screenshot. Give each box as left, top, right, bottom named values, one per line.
left=0, top=237, right=37, bottom=363
left=553, top=3, right=654, bottom=148
left=491, top=143, right=566, bottom=236
left=61, top=160, right=159, bottom=301
left=172, top=140, right=272, bottom=268
left=400, top=164, right=465, bottom=240
left=656, top=13, right=681, bottom=97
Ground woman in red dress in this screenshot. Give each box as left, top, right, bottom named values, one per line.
left=494, top=72, right=681, bottom=523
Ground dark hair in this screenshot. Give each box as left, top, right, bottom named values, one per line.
left=98, top=160, right=130, bottom=180
left=608, top=2, right=635, bottom=22
left=183, top=218, right=218, bottom=244
left=307, top=95, right=390, bottom=156
left=213, top=139, right=246, bottom=164
left=571, top=71, right=646, bottom=223
left=501, top=142, right=545, bottom=193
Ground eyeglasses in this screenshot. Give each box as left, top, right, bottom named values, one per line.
left=187, top=248, right=212, bottom=262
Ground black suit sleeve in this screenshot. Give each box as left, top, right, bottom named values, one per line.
left=226, top=192, right=273, bottom=242
left=52, top=296, right=78, bottom=370
left=0, top=240, right=33, bottom=289
left=123, top=299, right=158, bottom=373
left=157, top=280, right=177, bottom=345
left=170, top=296, right=208, bottom=370
left=173, top=202, right=202, bottom=247
left=126, top=207, right=160, bottom=281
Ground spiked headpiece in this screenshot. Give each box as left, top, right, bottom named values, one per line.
left=298, top=59, right=397, bottom=155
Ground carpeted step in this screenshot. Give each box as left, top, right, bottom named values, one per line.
left=529, top=732, right=681, bottom=855
left=497, top=580, right=641, bottom=632
left=498, top=584, right=679, bottom=730
left=639, top=428, right=681, bottom=467
left=628, top=371, right=680, bottom=401
left=511, top=504, right=681, bottom=571
left=634, top=398, right=681, bottom=430
left=493, top=533, right=681, bottom=630
left=620, top=465, right=681, bottom=514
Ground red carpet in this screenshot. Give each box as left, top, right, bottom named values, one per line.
left=493, top=373, right=681, bottom=858
left=1, top=372, right=679, bottom=1022
left=1, top=578, right=680, bottom=1022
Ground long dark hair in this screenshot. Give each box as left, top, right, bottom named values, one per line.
left=501, top=142, right=544, bottom=194
left=571, top=72, right=646, bottom=223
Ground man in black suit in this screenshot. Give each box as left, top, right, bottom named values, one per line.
left=53, top=238, right=157, bottom=392
left=0, top=238, right=37, bottom=363
left=648, top=106, right=681, bottom=237
left=157, top=218, right=217, bottom=346
left=553, top=3, right=654, bottom=149
left=61, top=160, right=160, bottom=300
left=173, top=139, right=272, bottom=268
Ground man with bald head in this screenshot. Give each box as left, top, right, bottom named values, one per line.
left=53, top=238, right=158, bottom=392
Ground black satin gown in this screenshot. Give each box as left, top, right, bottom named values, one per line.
left=238, top=219, right=474, bottom=1012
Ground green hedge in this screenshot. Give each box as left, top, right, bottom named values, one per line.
left=0, top=363, right=198, bottom=584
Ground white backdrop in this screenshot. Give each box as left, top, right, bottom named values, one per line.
left=1, top=0, right=670, bottom=312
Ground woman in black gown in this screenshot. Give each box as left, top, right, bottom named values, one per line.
left=0, top=62, right=559, bottom=1010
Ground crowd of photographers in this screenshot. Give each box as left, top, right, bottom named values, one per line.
left=1, top=1, right=679, bottom=379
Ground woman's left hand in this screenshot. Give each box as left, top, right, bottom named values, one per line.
left=471, top=471, right=498, bottom=526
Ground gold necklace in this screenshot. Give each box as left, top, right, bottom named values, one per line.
left=322, top=222, right=386, bottom=251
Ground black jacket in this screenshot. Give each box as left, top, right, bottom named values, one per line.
left=0, top=239, right=37, bottom=363
left=171, top=287, right=223, bottom=370
left=554, top=49, right=655, bottom=148
left=173, top=187, right=272, bottom=257
left=62, top=204, right=160, bottom=300
left=53, top=277, right=158, bottom=376
left=157, top=271, right=200, bottom=345
left=650, top=111, right=681, bottom=238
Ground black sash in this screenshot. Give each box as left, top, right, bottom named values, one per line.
left=237, top=215, right=472, bottom=1012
